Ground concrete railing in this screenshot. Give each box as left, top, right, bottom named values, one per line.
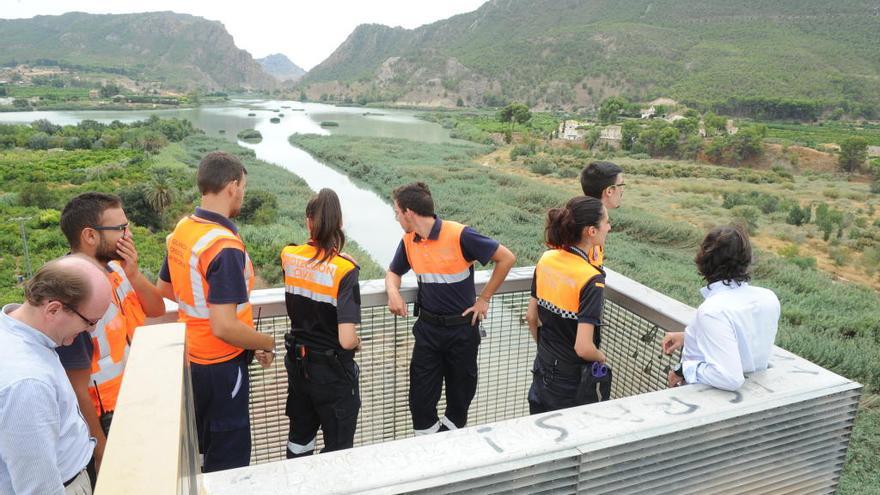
left=98, top=268, right=862, bottom=494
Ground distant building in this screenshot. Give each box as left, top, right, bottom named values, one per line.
left=867, top=145, right=880, bottom=157
left=640, top=105, right=656, bottom=119
left=89, top=89, right=100, bottom=99
left=725, top=120, right=739, bottom=135
left=558, top=120, right=589, bottom=140
left=598, top=125, right=622, bottom=149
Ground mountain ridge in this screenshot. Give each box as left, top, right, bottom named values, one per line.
left=257, top=53, right=306, bottom=82
left=0, top=11, right=276, bottom=91
left=300, top=0, right=880, bottom=116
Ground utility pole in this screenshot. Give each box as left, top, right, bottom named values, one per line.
left=12, top=217, right=33, bottom=280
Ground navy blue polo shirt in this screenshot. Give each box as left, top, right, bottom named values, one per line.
left=159, top=208, right=250, bottom=305
left=389, top=217, right=499, bottom=315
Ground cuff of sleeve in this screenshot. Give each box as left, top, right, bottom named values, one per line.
left=681, top=360, right=701, bottom=384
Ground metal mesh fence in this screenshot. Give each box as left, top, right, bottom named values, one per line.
left=247, top=284, right=681, bottom=465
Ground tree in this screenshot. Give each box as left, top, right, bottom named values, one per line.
left=703, top=112, right=727, bottom=134
left=239, top=190, right=278, bottom=225
left=99, top=84, right=121, bottom=98
left=144, top=169, right=176, bottom=214
left=598, top=97, right=627, bottom=124
left=497, top=102, right=531, bottom=143
left=838, top=136, right=868, bottom=173
left=621, top=120, right=641, bottom=151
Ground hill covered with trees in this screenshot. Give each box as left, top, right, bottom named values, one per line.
left=300, top=0, right=880, bottom=118
left=0, top=11, right=276, bottom=91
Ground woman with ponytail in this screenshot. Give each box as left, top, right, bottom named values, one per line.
left=526, top=196, right=611, bottom=414
left=280, top=188, right=362, bottom=458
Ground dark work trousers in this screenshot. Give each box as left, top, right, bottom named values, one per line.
left=285, top=352, right=360, bottom=458
left=528, top=355, right=612, bottom=415
left=190, top=352, right=251, bottom=473
left=409, top=319, right=481, bottom=433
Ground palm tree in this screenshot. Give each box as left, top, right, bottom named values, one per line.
left=144, top=169, right=175, bottom=214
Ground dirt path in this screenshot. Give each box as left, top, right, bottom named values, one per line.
left=475, top=147, right=880, bottom=291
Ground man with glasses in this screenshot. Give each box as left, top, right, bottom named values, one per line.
left=56, top=193, right=166, bottom=473
left=579, top=161, right=625, bottom=266
left=1, top=255, right=112, bottom=495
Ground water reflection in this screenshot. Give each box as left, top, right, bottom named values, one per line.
left=0, top=100, right=453, bottom=267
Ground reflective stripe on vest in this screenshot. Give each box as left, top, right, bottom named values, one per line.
left=534, top=249, right=602, bottom=318
left=281, top=245, right=356, bottom=308
left=402, top=220, right=473, bottom=284
left=166, top=215, right=254, bottom=365
left=87, top=262, right=145, bottom=414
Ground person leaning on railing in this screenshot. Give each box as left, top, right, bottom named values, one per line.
left=661, top=225, right=781, bottom=391
left=525, top=196, right=612, bottom=414
left=385, top=182, right=515, bottom=435
left=157, top=152, right=275, bottom=473
left=280, top=188, right=362, bottom=459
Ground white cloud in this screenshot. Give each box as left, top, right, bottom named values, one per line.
left=2, top=0, right=487, bottom=70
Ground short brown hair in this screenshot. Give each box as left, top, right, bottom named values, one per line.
left=580, top=161, right=623, bottom=199
left=695, top=225, right=752, bottom=285
left=60, top=192, right=122, bottom=250
left=24, top=258, right=92, bottom=307
left=392, top=182, right=434, bottom=217
left=197, top=151, right=247, bottom=195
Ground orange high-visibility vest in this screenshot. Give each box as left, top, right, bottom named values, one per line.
left=87, top=261, right=145, bottom=414
left=534, top=248, right=603, bottom=318
left=281, top=244, right=357, bottom=308
left=402, top=220, right=473, bottom=284
left=166, top=215, right=254, bottom=365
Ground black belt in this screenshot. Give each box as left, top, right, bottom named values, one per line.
left=537, top=345, right=586, bottom=376
left=416, top=305, right=474, bottom=327
left=288, top=340, right=354, bottom=365
left=63, top=455, right=96, bottom=488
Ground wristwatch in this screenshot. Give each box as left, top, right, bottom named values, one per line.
left=671, top=362, right=685, bottom=379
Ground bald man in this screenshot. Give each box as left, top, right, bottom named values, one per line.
left=0, top=256, right=112, bottom=495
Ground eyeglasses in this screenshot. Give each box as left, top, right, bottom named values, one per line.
left=90, top=223, right=129, bottom=232
left=60, top=301, right=100, bottom=327
left=610, top=183, right=627, bottom=190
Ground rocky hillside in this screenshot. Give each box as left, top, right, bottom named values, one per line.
left=0, top=11, right=276, bottom=91
left=257, top=53, right=306, bottom=82
left=301, top=0, right=880, bottom=115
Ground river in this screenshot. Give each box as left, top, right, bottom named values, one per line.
left=0, top=100, right=457, bottom=267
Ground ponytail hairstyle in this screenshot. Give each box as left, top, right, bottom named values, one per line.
left=545, top=196, right=605, bottom=249
left=306, top=188, right=345, bottom=264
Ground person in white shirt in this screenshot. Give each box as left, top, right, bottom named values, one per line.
left=661, top=225, right=780, bottom=391
left=0, top=256, right=112, bottom=495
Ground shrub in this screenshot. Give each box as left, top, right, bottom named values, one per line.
left=730, top=205, right=760, bottom=233
left=526, top=156, right=555, bottom=175
left=236, top=129, right=263, bottom=142
left=786, top=204, right=810, bottom=226
left=238, top=190, right=278, bottom=225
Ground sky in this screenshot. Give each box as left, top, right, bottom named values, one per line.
left=2, top=0, right=488, bottom=70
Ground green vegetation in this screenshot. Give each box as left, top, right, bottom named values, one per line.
left=303, top=0, right=880, bottom=116
left=419, top=110, right=558, bottom=145
left=291, top=132, right=878, bottom=492
left=0, top=118, right=381, bottom=304
left=839, top=136, right=869, bottom=173
left=236, top=129, right=263, bottom=143
left=764, top=121, right=880, bottom=148
left=320, top=121, right=339, bottom=127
